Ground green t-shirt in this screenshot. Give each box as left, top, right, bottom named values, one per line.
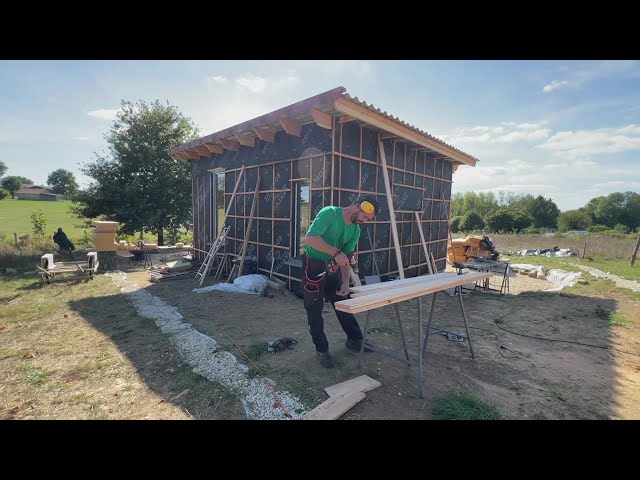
left=304, top=206, right=361, bottom=262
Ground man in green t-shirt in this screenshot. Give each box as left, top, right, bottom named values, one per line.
left=302, top=195, right=381, bottom=369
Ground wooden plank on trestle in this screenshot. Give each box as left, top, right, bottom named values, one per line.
left=335, top=272, right=493, bottom=314
left=324, top=375, right=381, bottom=398
left=349, top=272, right=456, bottom=297
left=302, top=391, right=366, bottom=420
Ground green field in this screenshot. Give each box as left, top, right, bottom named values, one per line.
left=0, top=199, right=89, bottom=240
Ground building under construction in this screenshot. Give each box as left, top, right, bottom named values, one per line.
left=169, top=87, right=478, bottom=289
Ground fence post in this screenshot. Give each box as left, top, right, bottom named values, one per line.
left=582, top=240, right=587, bottom=259
left=631, top=231, right=640, bottom=267
left=14, top=232, right=18, bottom=246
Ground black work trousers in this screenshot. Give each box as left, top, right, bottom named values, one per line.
left=302, top=254, right=363, bottom=353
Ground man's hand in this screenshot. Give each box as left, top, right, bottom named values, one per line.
left=334, top=252, right=349, bottom=267
left=336, top=284, right=351, bottom=297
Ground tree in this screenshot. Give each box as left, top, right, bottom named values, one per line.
left=459, top=211, right=484, bottom=232
left=0, top=160, right=7, bottom=179
left=72, top=100, right=199, bottom=246
left=485, top=209, right=514, bottom=233
left=512, top=210, right=535, bottom=232
left=449, top=215, right=463, bottom=233
left=450, top=191, right=498, bottom=218
left=1, top=176, right=32, bottom=198
left=47, top=169, right=79, bottom=197
left=557, top=210, right=592, bottom=232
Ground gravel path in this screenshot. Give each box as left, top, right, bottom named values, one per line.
left=106, top=272, right=307, bottom=420
left=570, top=264, right=640, bottom=293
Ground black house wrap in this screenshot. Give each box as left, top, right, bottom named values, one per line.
left=170, top=87, right=478, bottom=290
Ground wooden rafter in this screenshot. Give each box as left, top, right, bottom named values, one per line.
left=254, top=127, right=275, bottom=142
left=194, top=145, right=211, bottom=157
left=219, top=138, right=240, bottom=151
left=380, top=132, right=397, bottom=140
left=175, top=152, right=191, bottom=161
left=339, top=115, right=356, bottom=124
left=204, top=143, right=224, bottom=155
left=280, top=117, right=302, bottom=137
left=185, top=149, right=200, bottom=160
left=234, top=133, right=256, bottom=147
left=310, top=109, right=333, bottom=129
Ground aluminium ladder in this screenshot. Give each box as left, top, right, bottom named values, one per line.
left=195, top=225, right=231, bottom=286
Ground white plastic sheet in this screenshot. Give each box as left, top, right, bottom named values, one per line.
left=193, top=274, right=269, bottom=295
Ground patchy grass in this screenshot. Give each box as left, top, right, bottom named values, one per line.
left=595, top=306, right=632, bottom=326
left=367, top=324, right=397, bottom=335
left=0, top=274, right=245, bottom=419
left=432, top=392, right=501, bottom=420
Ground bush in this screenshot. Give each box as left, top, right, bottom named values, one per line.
left=521, top=226, right=540, bottom=234
left=459, top=211, right=484, bottom=232
left=0, top=188, right=9, bottom=200
left=450, top=216, right=463, bottom=233
left=178, top=230, right=193, bottom=245
left=613, top=224, right=630, bottom=234
left=587, top=224, right=609, bottom=233
left=30, top=209, right=48, bottom=238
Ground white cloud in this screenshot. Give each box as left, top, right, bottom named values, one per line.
left=208, top=75, right=228, bottom=84
left=438, top=121, right=551, bottom=145
left=235, top=74, right=269, bottom=93
left=594, top=180, right=640, bottom=189
left=542, top=61, right=640, bottom=94
left=542, top=80, right=570, bottom=93
left=87, top=109, right=118, bottom=120
left=537, top=124, right=640, bottom=159
left=72, top=136, right=89, bottom=141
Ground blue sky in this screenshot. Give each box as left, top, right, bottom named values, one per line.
left=1, top=60, right=638, bottom=211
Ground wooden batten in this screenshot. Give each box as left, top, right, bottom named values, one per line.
left=204, top=143, right=224, bottom=155
left=234, top=134, right=256, bottom=147
left=254, top=127, right=275, bottom=142
left=219, top=138, right=240, bottom=151
left=310, top=109, right=333, bottom=129
left=280, top=117, right=302, bottom=137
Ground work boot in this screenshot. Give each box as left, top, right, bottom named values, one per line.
left=345, top=337, right=374, bottom=352
left=316, top=351, right=335, bottom=369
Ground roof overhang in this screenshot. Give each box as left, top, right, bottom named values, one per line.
left=169, top=87, right=478, bottom=168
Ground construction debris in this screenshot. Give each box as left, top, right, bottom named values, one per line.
left=303, top=375, right=381, bottom=420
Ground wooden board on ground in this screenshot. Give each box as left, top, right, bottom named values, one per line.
left=302, top=391, right=366, bottom=420
left=324, top=375, right=381, bottom=398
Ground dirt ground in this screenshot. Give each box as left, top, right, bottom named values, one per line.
left=124, top=266, right=640, bottom=420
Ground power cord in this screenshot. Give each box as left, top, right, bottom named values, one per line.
left=485, top=295, right=640, bottom=358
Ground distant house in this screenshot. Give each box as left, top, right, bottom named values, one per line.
left=15, top=185, right=64, bottom=201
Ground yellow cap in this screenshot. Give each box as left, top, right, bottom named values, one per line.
left=360, top=200, right=375, bottom=214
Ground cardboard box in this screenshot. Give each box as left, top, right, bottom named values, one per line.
left=91, top=221, right=120, bottom=232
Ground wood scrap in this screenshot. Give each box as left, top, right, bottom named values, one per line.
left=302, top=391, right=366, bottom=420
left=324, top=375, right=381, bottom=397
